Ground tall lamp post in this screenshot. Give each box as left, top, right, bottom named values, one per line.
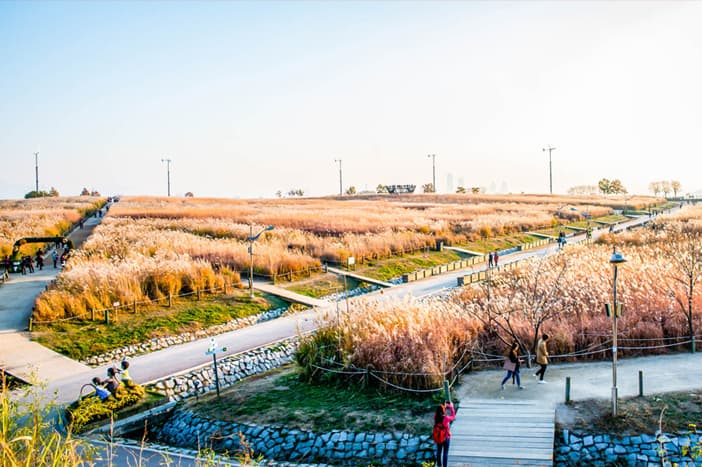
left=161, top=158, right=172, bottom=196
left=427, top=154, right=436, bottom=193
left=609, top=246, right=627, bottom=416
left=334, top=159, right=342, bottom=196
left=247, top=225, right=274, bottom=298
left=33, top=152, right=39, bottom=193
left=542, top=146, right=556, bottom=194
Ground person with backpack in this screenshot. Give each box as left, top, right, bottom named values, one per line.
left=501, top=342, right=524, bottom=390
left=433, top=400, right=456, bottom=467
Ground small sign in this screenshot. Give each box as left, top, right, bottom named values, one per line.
left=347, top=256, right=355, bottom=266
left=113, top=302, right=120, bottom=307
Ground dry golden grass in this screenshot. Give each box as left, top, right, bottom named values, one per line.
left=0, top=197, right=104, bottom=256
left=303, top=296, right=482, bottom=389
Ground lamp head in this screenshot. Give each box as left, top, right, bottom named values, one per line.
left=610, top=246, right=627, bottom=264
left=265, top=225, right=274, bottom=231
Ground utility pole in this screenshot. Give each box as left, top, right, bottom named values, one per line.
left=427, top=154, right=436, bottom=193
left=334, top=159, right=342, bottom=195
left=161, top=158, right=172, bottom=196
left=33, top=152, right=39, bottom=192
left=542, top=146, right=556, bottom=194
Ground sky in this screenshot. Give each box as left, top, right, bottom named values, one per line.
left=1, top=1, right=701, bottom=199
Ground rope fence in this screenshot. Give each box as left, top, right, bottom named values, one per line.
left=307, top=334, right=702, bottom=395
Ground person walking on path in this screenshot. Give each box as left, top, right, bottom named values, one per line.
left=35, top=251, right=44, bottom=271
left=52, top=251, right=58, bottom=268
left=501, top=342, right=524, bottom=390
left=493, top=250, right=499, bottom=267
left=433, top=401, right=456, bottom=467
left=488, top=252, right=494, bottom=268
left=534, top=334, right=550, bottom=383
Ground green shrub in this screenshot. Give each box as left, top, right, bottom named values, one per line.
left=66, top=384, right=146, bottom=432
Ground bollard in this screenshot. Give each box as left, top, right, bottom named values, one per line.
left=104, top=309, right=110, bottom=325
left=28, top=317, right=33, bottom=332
left=639, top=370, right=644, bottom=397
left=565, top=377, right=571, bottom=403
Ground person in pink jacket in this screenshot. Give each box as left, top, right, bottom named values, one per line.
left=433, top=401, right=456, bottom=467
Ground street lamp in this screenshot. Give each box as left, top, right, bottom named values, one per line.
left=427, top=154, right=436, bottom=193
left=247, top=225, right=274, bottom=298
left=334, top=159, right=342, bottom=196
left=609, top=246, right=627, bottom=416
left=542, top=146, right=556, bottom=194
left=161, top=158, right=172, bottom=197
left=33, top=152, right=39, bottom=193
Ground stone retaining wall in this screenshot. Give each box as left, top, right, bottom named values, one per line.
left=82, top=306, right=288, bottom=366
left=152, top=408, right=435, bottom=466
left=150, top=338, right=299, bottom=402
left=556, top=429, right=702, bottom=465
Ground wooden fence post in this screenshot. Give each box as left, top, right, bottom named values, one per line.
left=28, top=317, right=33, bottom=332
left=197, top=288, right=201, bottom=300
left=104, top=309, right=110, bottom=325
left=91, top=308, right=95, bottom=321
left=565, top=376, right=571, bottom=403
left=133, top=300, right=137, bottom=313
left=168, top=293, right=172, bottom=307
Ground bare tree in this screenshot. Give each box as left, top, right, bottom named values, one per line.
left=671, top=180, right=682, bottom=198
left=661, top=181, right=672, bottom=198
left=458, top=255, right=570, bottom=359
left=649, top=181, right=662, bottom=196
left=667, top=230, right=702, bottom=352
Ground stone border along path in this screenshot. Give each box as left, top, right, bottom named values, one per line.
left=22, top=211, right=655, bottom=401
left=6, top=209, right=664, bottom=465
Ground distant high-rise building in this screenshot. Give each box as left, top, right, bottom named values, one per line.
left=458, top=177, right=465, bottom=189
left=446, top=173, right=454, bottom=194
left=500, top=181, right=509, bottom=194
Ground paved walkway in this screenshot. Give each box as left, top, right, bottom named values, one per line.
left=450, top=351, right=702, bottom=466
left=0, top=214, right=102, bottom=382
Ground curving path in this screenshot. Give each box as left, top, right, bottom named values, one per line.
left=27, top=213, right=654, bottom=406
left=0, top=214, right=104, bottom=382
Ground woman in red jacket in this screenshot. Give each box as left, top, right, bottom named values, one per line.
left=433, top=401, right=456, bottom=467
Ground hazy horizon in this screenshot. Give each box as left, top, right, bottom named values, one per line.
left=2, top=1, right=701, bottom=199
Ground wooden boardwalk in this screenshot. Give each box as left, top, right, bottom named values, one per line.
left=325, top=266, right=395, bottom=288
left=252, top=282, right=329, bottom=308
left=449, top=399, right=554, bottom=466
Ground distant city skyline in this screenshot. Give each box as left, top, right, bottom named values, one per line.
left=1, top=1, right=701, bottom=199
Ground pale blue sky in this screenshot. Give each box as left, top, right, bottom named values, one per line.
left=1, top=1, right=701, bottom=199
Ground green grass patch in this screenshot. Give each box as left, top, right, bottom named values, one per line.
left=33, top=290, right=285, bottom=360
left=283, top=273, right=362, bottom=298
left=461, top=233, right=542, bottom=253
left=558, top=390, right=702, bottom=436
left=187, top=364, right=440, bottom=435
left=534, top=226, right=580, bottom=238
left=593, top=214, right=628, bottom=224
left=66, top=384, right=162, bottom=433
left=353, top=250, right=465, bottom=281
